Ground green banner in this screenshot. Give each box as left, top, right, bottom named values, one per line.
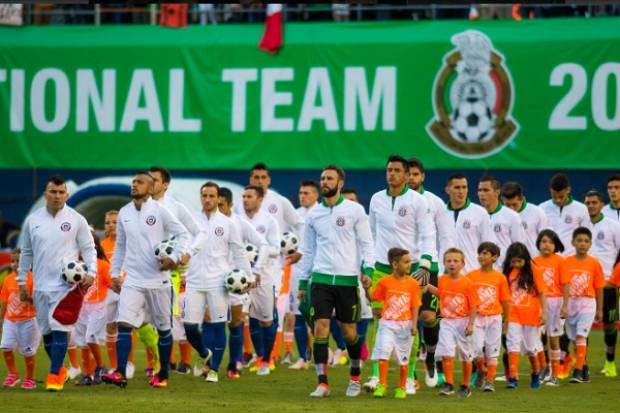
left=1, top=18, right=619, bottom=170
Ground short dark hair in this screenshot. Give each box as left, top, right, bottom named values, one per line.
left=386, top=154, right=409, bottom=171
left=300, top=180, right=319, bottom=193
left=501, top=181, right=524, bottom=199
left=388, top=247, right=409, bottom=266
left=245, top=185, right=264, bottom=198
left=479, top=175, right=500, bottom=190
left=342, top=188, right=358, bottom=196
left=572, top=226, right=592, bottom=240
left=200, top=181, right=220, bottom=193
left=477, top=241, right=500, bottom=257
left=250, top=163, right=269, bottom=176
left=218, top=187, right=233, bottom=205
left=607, top=175, right=620, bottom=184
left=135, top=170, right=154, bottom=181
left=149, top=166, right=171, bottom=184
left=536, top=229, right=565, bottom=253
left=550, top=173, right=570, bottom=191
left=323, top=164, right=345, bottom=180
left=408, top=158, right=425, bottom=174
left=585, top=189, right=604, bottom=203
left=447, top=172, right=467, bottom=185
left=46, top=174, right=66, bottom=187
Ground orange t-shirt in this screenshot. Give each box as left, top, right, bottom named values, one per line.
left=508, top=267, right=547, bottom=326
left=101, top=237, right=115, bottom=262
left=466, top=269, right=511, bottom=316
left=0, top=272, right=36, bottom=321
left=84, top=259, right=111, bottom=303
left=533, top=254, right=566, bottom=297
left=609, top=263, right=620, bottom=288
left=438, top=274, right=479, bottom=319
left=562, top=255, right=605, bottom=298
left=372, top=275, right=421, bottom=321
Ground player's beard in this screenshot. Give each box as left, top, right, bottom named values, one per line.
left=321, top=186, right=338, bottom=198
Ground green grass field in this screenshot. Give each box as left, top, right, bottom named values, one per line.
left=0, top=330, right=618, bottom=413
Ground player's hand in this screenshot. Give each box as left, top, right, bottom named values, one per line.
left=179, top=253, right=191, bottom=267
left=80, top=275, right=95, bottom=289
left=297, top=290, right=306, bottom=301
left=540, top=313, right=547, bottom=326
left=596, top=309, right=603, bottom=322
left=560, top=304, right=568, bottom=319
left=285, top=252, right=302, bottom=265
left=465, top=323, right=474, bottom=336
left=159, top=257, right=176, bottom=271
left=111, top=277, right=123, bottom=294
left=411, top=326, right=418, bottom=336
left=254, top=273, right=261, bottom=286
left=412, top=267, right=430, bottom=286
left=361, top=275, right=372, bottom=289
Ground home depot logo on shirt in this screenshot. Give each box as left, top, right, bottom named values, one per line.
left=443, top=293, right=466, bottom=318
left=475, top=285, right=497, bottom=312
left=569, top=271, right=590, bottom=296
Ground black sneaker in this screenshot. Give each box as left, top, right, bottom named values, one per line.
left=569, top=369, right=584, bottom=383
left=75, top=375, right=93, bottom=386
left=457, top=384, right=472, bottom=398
left=176, top=363, right=191, bottom=374
left=93, top=367, right=104, bottom=385
left=474, top=370, right=486, bottom=389
left=439, top=383, right=455, bottom=396
left=582, top=364, right=590, bottom=382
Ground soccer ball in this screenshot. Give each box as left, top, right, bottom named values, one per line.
left=280, top=232, right=299, bottom=256
left=155, top=239, right=176, bottom=260
left=61, top=260, right=87, bottom=285
left=245, top=243, right=258, bottom=267
left=225, top=269, right=250, bottom=294
left=451, top=99, right=494, bottom=143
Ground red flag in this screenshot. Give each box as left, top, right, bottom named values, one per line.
left=160, top=4, right=188, bottom=28
left=259, top=4, right=283, bottom=54
left=52, top=286, right=86, bottom=326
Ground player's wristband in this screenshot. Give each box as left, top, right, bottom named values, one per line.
left=419, top=255, right=432, bottom=270
left=362, top=267, right=374, bottom=277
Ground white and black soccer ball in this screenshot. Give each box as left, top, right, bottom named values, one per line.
left=155, top=239, right=176, bottom=260
left=225, top=269, right=250, bottom=294
left=61, top=260, right=87, bottom=285
left=451, top=98, right=494, bottom=143
left=245, top=243, right=259, bottom=267
left=280, top=232, right=299, bottom=256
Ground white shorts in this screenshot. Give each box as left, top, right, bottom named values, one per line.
left=506, top=322, right=542, bottom=355
left=0, top=318, right=40, bottom=356
left=436, top=317, right=474, bottom=362
left=105, top=290, right=120, bottom=324
left=473, top=314, right=502, bottom=359
left=34, top=289, right=72, bottom=334
left=74, top=301, right=107, bottom=347
left=371, top=319, right=413, bottom=365
left=566, top=297, right=596, bottom=340
left=545, top=297, right=566, bottom=337
left=230, top=292, right=250, bottom=313
left=183, top=288, right=229, bottom=325
left=275, top=293, right=288, bottom=328
left=172, top=316, right=186, bottom=341
left=117, top=285, right=173, bottom=331
left=249, top=283, right=275, bottom=322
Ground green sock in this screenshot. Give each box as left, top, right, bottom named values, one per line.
left=372, top=360, right=379, bottom=377
left=136, top=324, right=160, bottom=364
left=408, top=332, right=420, bottom=379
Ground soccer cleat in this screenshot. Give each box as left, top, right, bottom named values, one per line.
left=394, top=387, right=407, bottom=399
left=506, top=378, right=518, bottom=389
left=282, top=352, right=293, bottom=365
left=21, top=378, right=36, bottom=390
left=539, top=365, right=551, bottom=382
left=603, top=361, right=617, bottom=378
left=530, top=372, right=541, bottom=389
left=102, top=371, right=128, bottom=388
left=242, top=353, right=257, bottom=369
left=482, top=380, right=495, bottom=392
left=425, top=365, right=438, bottom=388
left=176, top=363, right=191, bottom=374
left=405, top=377, right=417, bottom=395
left=269, top=360, right=276, bottom=371
left=149, top=374, right=168, bottom=388
left=193, top=349, right=213, bottom=377
left=495, top=374, right=508, bottom=382
left=93, top=367, right=104, bottom=385
left=226, top=369, right=241, bottom=380
left=439, top=383, right=454, bottom=396
left=205, top=370, right=219, bottom=383
left=372, top=383, right=386, bottom=398
left=3, top=373, right=20, bottom=388
left=256, top=364, right=271, bottom=376
left=75, top=375, right=93, bottom=386
left=289, top=359, right=308, bottom=370
left=570, top=369, right=583, bottom=383
left=345, top=379, right=361, bottom=397
left=309, top=384, right=330, bottom=398
left=474, top=370, right=486, bottom=389
left=125, top=362, right=135, bottom=379
left=45, top=372, right=65, bottom=392
left=68, top=366, right=81, bottom=380
left=545, top=377, right=560, bottom=387
left=363, top=376, right=379, bottom=392
left=582, top=364, right=590, bottom=382
left=457, top=385, right=471, bottom=398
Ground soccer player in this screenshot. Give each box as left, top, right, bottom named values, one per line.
left=17, top=174, right=97, bottom=391
left=533, top=229, right=568, bottom=386
left=539, top=173, right=589, bottom=256
left=370, top=248, right=421, bottom=399
left=501, top=181, right=548, bottom=257
left=563, top=227, right=604, bottom=383
left=366, top=155, right=436, bottom=392
left=445, top=173, right=495, bottom=273
left=466, top=242, right=510, bottom=392
left=503, top=242, right=547, bottom=389
left=0, top=248, right=38, bottom=390
left=408, top=158, right=457, bottom=388
left=583, top=189, right=620, bottom=377
left=102, top=171, right=190, bottom=389
left=426, top=248, right=478, bottom=398
left=183, top=182, right=253, bottom=383
left=217, top=187, right=270, bottom=378
left=298, top=165, right=375, bottom=398
left=477, top=176, right=527, bottom=268
left=603, top=175, right=620, bottom=221
left=241, top=185, right=281, bottom=376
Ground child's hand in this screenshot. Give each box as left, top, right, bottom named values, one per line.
left=465, top=323, right=474, bottom=336
left=540, top=313, right=547, bottom=326
left=596, top=309, right=603, bottom=322
left=411, top=326, right=418, bottom=337
left=502, top=320, right=508, bottom=335
left=560, top=304, right=568, bottom=319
